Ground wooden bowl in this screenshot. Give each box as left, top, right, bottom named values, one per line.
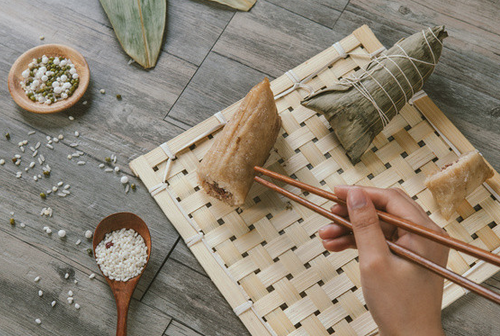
left=8, top=44, right=90, bottom=114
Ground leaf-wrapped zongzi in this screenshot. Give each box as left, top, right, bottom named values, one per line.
left=302, top=26, right=448, bottom=164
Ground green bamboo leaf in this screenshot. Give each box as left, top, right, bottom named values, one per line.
left=208, top=0, right=256, bottom=11
left=99, top=0, right=166, bottom=68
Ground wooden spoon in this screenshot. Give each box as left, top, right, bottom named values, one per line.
left=8, top=44, right=90, bottom=114
left=93, top=212, right=152, bottom=336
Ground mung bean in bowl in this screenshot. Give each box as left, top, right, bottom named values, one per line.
left=8, top=44, right=89, bottom=114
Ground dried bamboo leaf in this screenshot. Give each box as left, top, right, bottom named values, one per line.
left=302, top=26, right=448, bottom=164
left=99, top=0, right=166, bottom=68
left=208, top=0, right=256, bottom=11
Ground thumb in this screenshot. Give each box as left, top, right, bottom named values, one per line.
left=347, top=188, right=390, bottom=259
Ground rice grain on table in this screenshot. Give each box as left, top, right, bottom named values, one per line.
left=95, top=228, right=148, bottom=282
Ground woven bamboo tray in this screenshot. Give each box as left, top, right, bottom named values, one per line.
left=130, top=25, right=500, bottom=336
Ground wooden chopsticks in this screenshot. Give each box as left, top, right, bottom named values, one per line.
left=254, top=166, right=500, bottom=305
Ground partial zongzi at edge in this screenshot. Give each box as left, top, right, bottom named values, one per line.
left=302, top=26, right=448, bottom=164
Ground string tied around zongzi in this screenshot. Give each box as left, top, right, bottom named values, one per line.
left=302, top=26, right=448, bottom=164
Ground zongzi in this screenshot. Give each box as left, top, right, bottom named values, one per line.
left=198, top=78, right=282, bottom=207
left=425, top=151, right=494, bottom=220
left=302, top=26, right=448, bottom=164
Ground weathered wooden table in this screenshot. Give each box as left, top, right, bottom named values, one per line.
left=1, top=0, right=499, bottom=335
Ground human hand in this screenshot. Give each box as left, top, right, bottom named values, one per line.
left=318, top=186, right=449, bottom=336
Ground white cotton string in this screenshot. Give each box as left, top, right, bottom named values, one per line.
left=160, top=142, right=176, bottom=160
left=333, top=42, right=347, bottom=59
left=151, top=112, right=228, bottom=188
left=365, top=71, right=399, bottom=120
left=159, top=143, right=176, bottom=184
left=185, top=232, right=204, bottom=247
left=371, top=58, right=408, bottom=105
left=348, top=46, right=386, bottom=60
left=273, top=43, right=386, bottom=100
left=384, top=56, right=415, bottom=97
left=342, top=77, right=391, bottom=127
left=149, top=182, right=168, bottom=197
left=274, top=70, right=315, bottom=100
left=395, top=44, right=425, bottom=90
left=339, top=29, right=439, bottom=128
left=428, top=27, right=443, bottom=46
left=409, top=90, right=428, bottom=105
left=233, top=301, right=253, bottom=316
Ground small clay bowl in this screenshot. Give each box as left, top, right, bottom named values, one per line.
left=8, top=44, right=90, bottom=114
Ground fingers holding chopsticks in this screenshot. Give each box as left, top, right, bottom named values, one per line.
left=334, top=185, right=430, bottom=223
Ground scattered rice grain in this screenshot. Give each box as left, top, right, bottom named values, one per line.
left=77, top=161, right=86, bottom=165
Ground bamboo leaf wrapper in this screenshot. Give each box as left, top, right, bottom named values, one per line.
left=302, top=26, right=448, bottom=164
left=208, top=0, right=256, bottom=11
left=99, top=0, right=166, bottom=69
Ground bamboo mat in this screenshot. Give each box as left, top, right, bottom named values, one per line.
left=130, top=25, right=500, bottom=336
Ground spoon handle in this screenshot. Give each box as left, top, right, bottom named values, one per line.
left=116, top=300, right=129, bottom=336
left=113, top=285, right=134, bottom=336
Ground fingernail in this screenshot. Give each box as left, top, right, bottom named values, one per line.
left=348, top=188, right=367, bottom=209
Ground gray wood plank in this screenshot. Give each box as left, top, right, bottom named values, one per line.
left=212, top=0, right=339, bottom=78
left=8, top=0, right=236, bottom=67
left=164, top=320, right=204, bottom=336
left=0, top=228, right=171, bottom=336
left=0, top=0, right=196, bottom=172
left=335, top=0, right=500, bottom=100
left=423, top=76, right=500, bottom=171
left=443, top=273, right=500, bottom=335
left=266, top=0, right=347, bottom=28
left=169, top=238, right=207, bottom=276
left=164, top=0, right=236, bottom=66
left=142, top=258, right=249, bottom=336
left=166, top=51, right=269, bottom=127
left=0, top=116, right=180, bottom=299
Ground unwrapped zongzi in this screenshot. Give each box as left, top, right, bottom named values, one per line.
left=198, top=78, right=282, bottom=207
left=302, top=26, right=447, bottom=164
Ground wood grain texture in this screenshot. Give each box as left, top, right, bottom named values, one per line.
left=142, top=258, right=250, bottom=336
left=164, top=320, right=204, bottom=336
left=1, top=0, right=500, bottom=334
left=212, top=0, right=338, bottom=77
left=0, top=115, right=178, bottom=300
left=0, top=229, right=171, bottom=336
left=266, top=0, right=347, bottom=28
left=166, top=52, right=269, bottom=127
